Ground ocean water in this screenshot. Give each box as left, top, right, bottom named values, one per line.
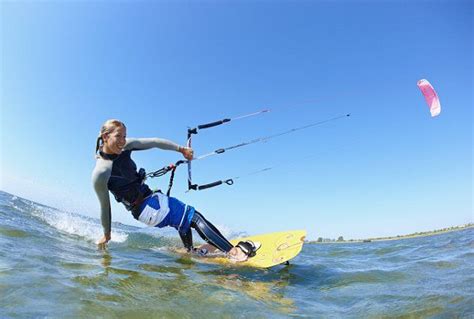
left=0, top=190, right=472, bottom=318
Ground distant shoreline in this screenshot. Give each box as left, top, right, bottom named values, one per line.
left=308, top=223, right=473, bottom=244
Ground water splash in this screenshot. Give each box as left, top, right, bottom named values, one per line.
left=28, top=202, right=128, bottom=243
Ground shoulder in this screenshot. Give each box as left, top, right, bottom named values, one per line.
left=92, top=158, right=112, bottom=184
left=124, top=138, right=139, bottom=150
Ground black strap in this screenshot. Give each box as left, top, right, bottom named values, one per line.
left=188, top=179, right=233, bottom=191
left=146, top=160, right=234, bottom=195
left=237, top=241, right=258, bottom=258
left=198, top=119, right=230, bottom=130
left=166, top=165, right=177, bottom=196
left=145, top=160, right=187, bottom=196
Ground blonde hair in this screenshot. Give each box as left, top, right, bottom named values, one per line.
left=95, top=119, right=126, bottom=157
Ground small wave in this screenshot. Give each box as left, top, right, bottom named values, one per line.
left=121, top=222, right=248, bottom=250
left=123, top=229, right=180, bottom=249
left=2, top=191, right=247, bottom=248
left=121, top=224, right=248, bottom=252
left=29, top=204, right=128, bottom=243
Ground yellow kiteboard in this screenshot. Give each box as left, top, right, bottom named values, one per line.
left=179, top=230, right=306, bottom=268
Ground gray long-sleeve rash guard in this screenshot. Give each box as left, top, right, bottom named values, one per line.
left=92, top=138, right=181, bottom=235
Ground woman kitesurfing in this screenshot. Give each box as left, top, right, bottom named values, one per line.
left=92, top=119, right=259, bottom=262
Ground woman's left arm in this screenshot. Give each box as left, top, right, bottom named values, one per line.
left=125, top=138, right=193, bottom=160
left=125, top=138, right=180, bottom=151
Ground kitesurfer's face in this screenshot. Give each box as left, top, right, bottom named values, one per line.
left=104, top=125, right=126, bottom=154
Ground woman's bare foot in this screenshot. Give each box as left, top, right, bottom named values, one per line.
left=228, top=247, right=248, bottom=262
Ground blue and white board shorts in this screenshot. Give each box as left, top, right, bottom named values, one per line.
left=137, top=192, right=195, bottom=234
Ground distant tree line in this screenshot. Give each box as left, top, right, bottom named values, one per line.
left=309, top=223, right=473, bottom=244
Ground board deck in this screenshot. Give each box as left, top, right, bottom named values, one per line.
left=174, top=230, right=306, bottom=268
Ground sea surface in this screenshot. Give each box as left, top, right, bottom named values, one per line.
left=0, top=190, right=473, bottom=318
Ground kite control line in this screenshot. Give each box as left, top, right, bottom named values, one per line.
left=145, top=109, right=351, bottom=195
left=185, top=109, right=270, bottom=191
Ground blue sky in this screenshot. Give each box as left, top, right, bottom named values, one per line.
left=1, top=1, right=472, bottom=240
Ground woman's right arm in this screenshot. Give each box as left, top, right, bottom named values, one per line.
left=92, top=162, right=112, bottom=245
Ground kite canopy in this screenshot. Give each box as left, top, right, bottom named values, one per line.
left=417, top=79, right=441, bottom=117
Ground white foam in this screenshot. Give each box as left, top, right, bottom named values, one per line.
left=29, top=204, right=128, bottom=243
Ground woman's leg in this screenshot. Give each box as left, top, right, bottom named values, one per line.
left=179, top=228, right=194, bottom=252
left=177, top=209, right=250, bottom=261
left=190, top=211, right=233, bottom=253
